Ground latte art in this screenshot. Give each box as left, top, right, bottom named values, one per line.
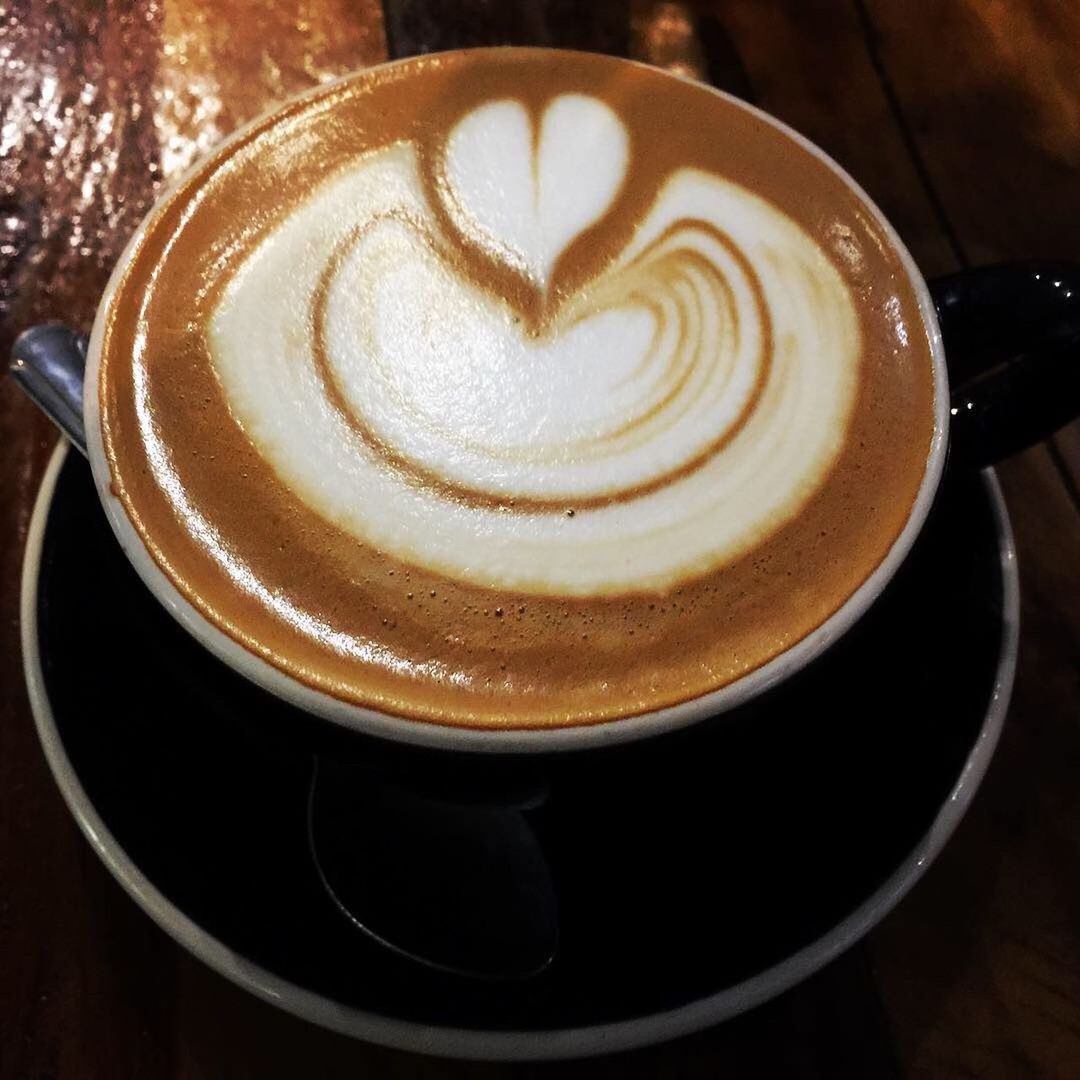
left=210, top=96, right=860, bottom=593
left=96, top=51, right=937, bottom=727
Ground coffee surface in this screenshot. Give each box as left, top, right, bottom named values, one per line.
left=97, top=49, right=937, bottom=728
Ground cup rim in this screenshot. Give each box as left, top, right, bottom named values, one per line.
left=83, top=48, right=951, bottom=754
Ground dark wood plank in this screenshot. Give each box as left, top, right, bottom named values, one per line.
left=856, top=0, right=1080, bottom=504
left=1, top=4, right=170, bottom=1076
left=860, top=0, right=1080, bottom=265
left=851, top=4, right=1080, bottom=1076
left=1053, top=422, right=1080, bottom=502
left=384, top=0, right=630, bottom=57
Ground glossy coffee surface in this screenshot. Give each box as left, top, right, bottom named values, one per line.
left=97, top=50, right=936, bottom=728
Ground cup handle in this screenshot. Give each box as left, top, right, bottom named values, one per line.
left=929, top=262, right=1080, bottom=467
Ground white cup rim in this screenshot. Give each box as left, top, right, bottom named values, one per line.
left=83, top=49, right=951, bottom=754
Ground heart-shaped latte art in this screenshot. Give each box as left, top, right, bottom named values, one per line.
left=208, top=95, right=861, bottom=594
left=441, top=95, right=629, bottom=288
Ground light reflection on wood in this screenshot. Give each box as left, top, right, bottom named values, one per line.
left=630, top=0, right=706, bottom=81
left=153, top=0, right=388, bottom=180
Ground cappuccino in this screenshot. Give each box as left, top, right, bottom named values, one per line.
left=97, top=50, right=936, bottom=728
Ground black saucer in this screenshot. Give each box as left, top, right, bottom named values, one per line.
left=22, top=445, right=1017, bottom=1060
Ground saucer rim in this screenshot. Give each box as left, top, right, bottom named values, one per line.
left=20, top=441, right=1019, bottom=1062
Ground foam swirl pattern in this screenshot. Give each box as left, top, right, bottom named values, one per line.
left=209, top=95, right=861, bottom=594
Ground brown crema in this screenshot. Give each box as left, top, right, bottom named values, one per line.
left=98, top=49, right=937, bottom=729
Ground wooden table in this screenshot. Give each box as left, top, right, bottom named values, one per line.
left=2, top=3, right=1078, bottom=1076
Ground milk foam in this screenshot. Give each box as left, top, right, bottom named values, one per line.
left=444, top=95, right=629, bottom=287
left=209, top=94, right=860, bottom=594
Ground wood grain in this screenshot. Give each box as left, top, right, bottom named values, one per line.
left=857, top=0, right=1080, bottom=504
left=1, top=5, right=165, bottom=1077
left=384, top=0, right=630, bottom=56
left=854, top=3, right=1080, bottom=1076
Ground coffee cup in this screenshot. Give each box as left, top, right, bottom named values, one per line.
left=13, top=48, right=1080, bottom=753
